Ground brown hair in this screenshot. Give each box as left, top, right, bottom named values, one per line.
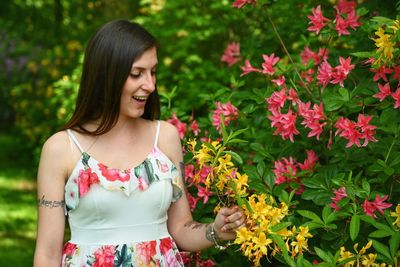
left=62, top=19, right=160, bottom=135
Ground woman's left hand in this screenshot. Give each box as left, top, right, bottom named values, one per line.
left=214, top=205, right=246, bottom=240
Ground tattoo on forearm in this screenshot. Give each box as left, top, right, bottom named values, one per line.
left=37, top=194, right=65, bottom=208
left=184, top=221, right=203, bottom=230
left=179, top=161, right=187, bottom=191
left=205, top=224, right=214, bottom=242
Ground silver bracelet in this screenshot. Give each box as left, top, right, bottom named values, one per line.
left=210, top=223, right=232, bottom=250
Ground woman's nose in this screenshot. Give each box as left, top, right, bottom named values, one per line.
left=142, top=72, right=156, bottom=92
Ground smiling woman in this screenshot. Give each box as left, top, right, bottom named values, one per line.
left=33, top=19, right=245, bottom=267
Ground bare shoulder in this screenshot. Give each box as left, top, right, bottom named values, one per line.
left=158, top=120, right=182, bottom=162
left=41, top=131, right=71, bottom=158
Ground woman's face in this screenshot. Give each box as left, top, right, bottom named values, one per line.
left=119, top=47, right=158, bottom=120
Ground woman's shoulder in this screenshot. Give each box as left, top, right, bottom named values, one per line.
left=158, top=120, right=180, bottom=139
left=41, top=131, right=71, bottom=158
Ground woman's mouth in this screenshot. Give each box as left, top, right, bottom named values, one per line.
left=132, top=96, right=147, bottom=102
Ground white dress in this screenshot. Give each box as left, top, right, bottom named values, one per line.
left=62, top=121, right=184, bottom=267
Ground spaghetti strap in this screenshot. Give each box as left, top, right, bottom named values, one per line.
left=154, top=121, right=161, bottom=148
left=66, top=129, right=85, bottom=153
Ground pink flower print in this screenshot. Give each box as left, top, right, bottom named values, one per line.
left=78, top=168, right=99, bottom=197
left=168, top=113, right=187, bottom=139
left=164, top=250, right=181, bottom=267
left=221, top=42, right=241, bottom=66
left=137, top=240, right=157, bottom=265
left=373, top=83, right=392, bottom=102
left=98, top=163, right=130, bottom=182
left=307, top=5, right=330, bottom=34
left=232, top=0, right=256, bottom=9
left=92, top=245, right=115, bottom=267
left=62, top=242, right=77, bottom=257
left=156, top=159, right=169, bottom=173
left=138, top=177, right=149, bottom=191
left=392, top=88, right=400, bottom=109
left=240, top=59, right=261, bottom=76
left=160, top=237, right=173, bottom=255
left=261, top=53, right=280, bottom=75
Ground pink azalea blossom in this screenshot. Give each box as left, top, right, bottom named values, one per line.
left=356, top=114, right=378, bottom=146
left=268, top=109, right=299, bottom=142
left=240, top=59, right=261, bottom=76
left=301, top=69, right=315, bottom=84
left=261, top=53, right=280, bottom=75
left=273, top=157, right=298, bottom=184
left=373, top=83, right=392, bottom=102
left=371, top=65, right=393, bottom=82
left=363, top=195, right=392, bottom=218
left=190, top=120, right=200, bottom=136
left=232, top=0, right=256, bottom=9
left=287, top=88, right=300, bottom=105
left=392, top=65, right=400, bottom=81
left=92, top=246, right=116, bottom=267
left=329, top=187, right=347, bottom=211
left=185, top=164, right=195, bottom=185
left=186, top=191, right=199, bottom=210
left=272, top=75, right=286, bottom=87
left=201, top=259, right=216, bottom=267
left=168, top=113, right=187, bottom=139
left=265, top=88, right=287, bottom=112
left=298, top=102, right=326, bottom=140
left=298, top=150, right=318, bottom=171
left=301, top=46, right=319, bottom=66
left=317, top=61, right=333, bottom=88
left=197, top=185, right=213, bottom=204
left=335, top=114, right=378, bottom=148
left=211, top=101, right=239, bottom=132
left=392, top=88, right=400, bottom=108
left=335, top=0, right=357, bottom=14
left=221, top=42, right=241, bottom=66
left=307, top=5, right=330, bottom=34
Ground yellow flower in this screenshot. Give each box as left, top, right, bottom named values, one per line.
left=339, top=247, right=355, bottom=266
left=390, top=204, right=400, bottom=228
left=389, top=19, right=400, bottom=32
left=234, top=172, right=249, bottom=195
left=359, top=240, right=373, bottom=255
left=234, top=227, right=253, bottom=245
left=252, top=232, right=273, bottom=256
left=373, top=27, right=395, bottom=60
left=186, top=139, right=197, bottom=153
left=361, top=253, right=376, bottom=267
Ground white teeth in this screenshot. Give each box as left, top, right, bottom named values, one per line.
left=132, top=96, right=147, bottom=101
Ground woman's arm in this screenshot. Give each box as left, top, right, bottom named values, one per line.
left=34, top=132, right=71, bottom=267
left=160, top=121, right=245, bottom=252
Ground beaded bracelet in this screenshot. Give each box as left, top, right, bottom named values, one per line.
left=210, top=223, right=232, bottom=250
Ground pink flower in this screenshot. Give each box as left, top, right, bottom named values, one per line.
left=185, top=164, right=195, bottom=184
left=168, top=113, right=187, bottom=139
left=371, top=65, right=393, bottom=82
left=317, top=61, right=333, bottom=88
left=221, top=42, right=241, bottom=66
left=240, top=59, right=261, bottom=76
left=373, top=83, right=392, bottom=102
left=232, top=0, right=256, bottom=9
left=268, top=109, right=299, bottom=142
left=307, top=5, right=330, bottom=34
left=92, top=246, right=115, bottom=267
left=335, top=117, right=362, bottom=148
left=202, top=259, right=216, bottom=267
left=160, top=237, right=173, bottom=255
left=136, top=241, right=157, bottom=265
left=392, top=88, right=400, bottom=108
left=98, top=163, right=130, bottom=182
left=334, top=1, right=360, bottom=35
left=211, top=101, right=239, bottom=132
left=78, top=168, right=100, bottom=196
left=197, top=185, right=213, bottom=204
left=138, top=177, right=149, bottom=191
left=329, top=187, right=347, bottom=211
left=299, top=150, right=318, bottom=171
left=392, top=65, right=400, bottom=81
left=301, top=47, right=319, bottom=66
left=265, top=88, right=287, bottom=112
left=331, top=57, right=355, bottom=87
left=272, top=75, right=286, bottom=87
left=335, top=0, right=357, bottom=14
left=298, top=102, right=326, bottom=140
left=261, top=53, right=280, bottom=75
left=356, top=114, right=378, bottom=146
left=62, top=242, right=77, bottom=256
left=334, top=15, right=350, bottom=36
left=190, top=120, right=200, bottom=136
left=273, top=156, right=298, bottom=184
left=363, top=195, right=392, bottom=218
left=186, top=192, right=199, bottom=210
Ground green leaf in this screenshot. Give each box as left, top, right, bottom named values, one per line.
left=224, top=151, right=243, bottom=165
left=270, top=222, right=292, bottom=232
left=389, top=232, right=400, bottom=258
left=314, top=247, right=333, bottom=263
left=322, top=205, right=331, bottom=224
left=369, top=229, right=393, bottom=238
left=271, top=234, right=296, bottom=267
left=350, top=215, right=360, bottom=241
left=350, top=51, right=375, bottom=58
left=371, top=239, right=393, bottom=263
left=297, top=210, right=324, bottom=224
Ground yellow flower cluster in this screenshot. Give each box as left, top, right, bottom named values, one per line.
left=188, top=139, right=248, bottom=197
left=338, top=241, right=391, bottom=267
left=373, top=23, right=397, bottom=64
left=390, top=204, right=400, bottom=228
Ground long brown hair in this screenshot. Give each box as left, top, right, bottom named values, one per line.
left=61, top=19, right=160, bottom=135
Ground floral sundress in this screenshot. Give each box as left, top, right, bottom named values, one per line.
left=63, top=121, right=184, bottom=267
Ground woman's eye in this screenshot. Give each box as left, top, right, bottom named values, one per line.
left=130, top=72, right=141, bottom=78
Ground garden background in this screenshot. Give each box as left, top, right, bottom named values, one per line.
left=1, top=0, right=399, bottom=266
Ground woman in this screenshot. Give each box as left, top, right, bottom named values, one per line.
left=34, top=19, right=245, bottom=266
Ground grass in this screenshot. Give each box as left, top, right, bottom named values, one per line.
left=0, top=132, right=37, bottom=266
